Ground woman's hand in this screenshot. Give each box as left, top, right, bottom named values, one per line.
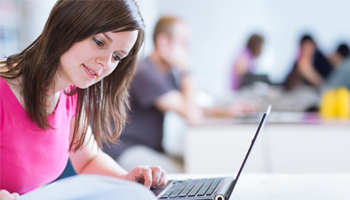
left=121, top=166, right=168, bottom=189
left=0, top=190, right=19, bottom=200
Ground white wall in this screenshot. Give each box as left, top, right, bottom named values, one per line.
left=21, top=0, right=159, bottom=55
left=157, top=0, right=350, bottom=98
left=136, top=0, right=160, bottom=57
left=22, top=0, right=57, bottom=48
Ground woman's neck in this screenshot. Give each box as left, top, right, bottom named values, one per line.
left=1, top=64, right=61, bottom=114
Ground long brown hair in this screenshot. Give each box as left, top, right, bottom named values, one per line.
left=0, top=0, right=145, bottom=152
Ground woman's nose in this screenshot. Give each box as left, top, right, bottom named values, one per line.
left=96, top=56, right=112, bottom=69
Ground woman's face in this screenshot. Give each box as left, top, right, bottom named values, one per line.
left=300, top=40, right=315, bottom=58
left=58, top=30, right=138, bottom=89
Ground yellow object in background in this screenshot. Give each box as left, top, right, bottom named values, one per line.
left=335, top=88, right=350, bottom=119
left=320, top=89, right=337, bottom=119
left=320, top=87, right=350, bottom=119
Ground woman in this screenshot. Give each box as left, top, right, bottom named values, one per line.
left=284, top=35, right=333, bottom=91
left=0, top=0, right=167, bottom=198
left=231, top=34, right=264, bottom=90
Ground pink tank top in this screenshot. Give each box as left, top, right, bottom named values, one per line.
left=0, top=77, right=77, bottom=194
left=231, top=48, right=255, bottom=90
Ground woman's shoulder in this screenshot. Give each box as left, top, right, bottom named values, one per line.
left=0, top=61, right=7, bottom=73
left=62, top=86, right=78, bottom=118
left=0, top=61, right=16, bottom=81
left=0, top=62, right=13, bottom=87
left=0, top=62, right=23, bottom=96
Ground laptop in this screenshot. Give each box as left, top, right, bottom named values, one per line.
left=239, top=73, right=270, bottom=88
left=151, top=106, right=271, bottom=200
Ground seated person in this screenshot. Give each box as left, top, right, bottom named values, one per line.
left=328, top=43, right=350, bottom=67
left=322, top=43, right=350, bottom=90
left=323, top=57, right=350, bottom=90
left=103, top=16, right=257, bottom=173
left=231, top=34, right=264, bottom=90
left=284, top=34, right=333, bottom=91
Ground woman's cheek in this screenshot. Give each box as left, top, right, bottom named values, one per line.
left=102, top=66, right=117, bottom=79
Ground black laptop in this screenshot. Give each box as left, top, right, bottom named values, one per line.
left=151, top=106, right=271, bottom=200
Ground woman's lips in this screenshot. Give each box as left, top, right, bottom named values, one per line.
left=83, top=64, right=98, bottom=79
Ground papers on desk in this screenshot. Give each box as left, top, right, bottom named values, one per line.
left=16, top=175, right=155, bottom=200
left=234, top=85, right=320, bottom=112
left=235, top=112, right=320, bottom=124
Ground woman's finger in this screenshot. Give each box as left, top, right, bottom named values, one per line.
left=140, top=166, right=153, bottom=189
left=157, top=170, right=167, bottom=187
left=11, top=193, right=19, bottom=198
left=149, top=166, right=162, bottom=187
left=0, top=190, right=15, bottom=200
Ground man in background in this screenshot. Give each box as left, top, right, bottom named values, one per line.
left=103, top=16, right=256, bottom=173
left=328, top=43, right=350, bottom=68
left=323, top=43, right=350, bottom=90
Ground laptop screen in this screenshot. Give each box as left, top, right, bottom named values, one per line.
left=232, top=105, right=271, bottom=190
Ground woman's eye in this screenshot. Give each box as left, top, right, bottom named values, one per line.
left=113, top=54, right=121, bottom=62
left=93, top=38, right=104, bottom=47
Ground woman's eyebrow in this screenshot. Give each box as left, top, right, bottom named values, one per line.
left=102, top=32, right=129, bottom=57
left=118, top=50, right=129, bottom=58
left=102, top=32, right=113, bottom=42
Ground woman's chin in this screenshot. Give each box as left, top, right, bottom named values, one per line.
left=75, top=82, right=95, bottom=89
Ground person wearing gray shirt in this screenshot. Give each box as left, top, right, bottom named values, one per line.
left=103, top=16, right=257, bottom=173
left=103, top=16, right=202, bottom=173
left=323, top=58, right=350, bottom=90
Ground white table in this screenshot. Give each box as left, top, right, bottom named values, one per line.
left=168, top=173, right=350, bottom=200
left=184, top=113, right=350, bottom=173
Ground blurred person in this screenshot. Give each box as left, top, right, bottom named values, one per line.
left=0, top=0, right=168, bottom=199
left=284, top=34, right=333, bottom=90
left=103, top=16, right=257, bottom=173
left=231, top=34, right=264, bottom=90
left=328, top=43, right=350, bottom=67
left=322, top=58, right=350, bottom=90
left=322, top=43, right=350, bottom=90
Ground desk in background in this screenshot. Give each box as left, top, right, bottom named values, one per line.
left=184, top=112, right=350, bottom=173
left=168, top=173, right=350, bottom=200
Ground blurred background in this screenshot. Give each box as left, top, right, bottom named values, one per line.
left=2, top=0, right=350, bottom=97
left=2, top=0, right=350, bottom=175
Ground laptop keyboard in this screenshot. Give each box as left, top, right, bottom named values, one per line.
left=160, top=178, right=223, bottom=199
